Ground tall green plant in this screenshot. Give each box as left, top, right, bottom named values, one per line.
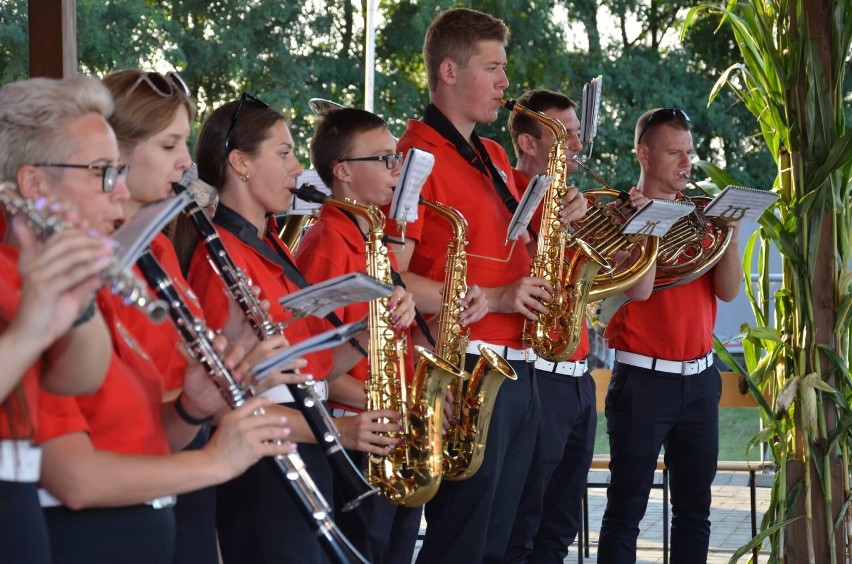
left=684, top=0, right=852, bottom=561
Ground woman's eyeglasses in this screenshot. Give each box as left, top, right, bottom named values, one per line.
left=637, top=108, right=690, bottom=144
left=125, top=71, right=190, bottom=99
left=339, top=152, right=405, bottom=170
left=33, top=162, right=130, bottom=193
left=224, top=93, right=271, bottom=154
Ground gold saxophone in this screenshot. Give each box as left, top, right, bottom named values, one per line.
left=318, top=193, right=460, bottom=507
left=416, top=199, right=517, bottom=481
left=500, top=99, right=658, bottom=361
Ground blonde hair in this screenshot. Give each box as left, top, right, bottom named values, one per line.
left=0, top=76, right=113, bottom=182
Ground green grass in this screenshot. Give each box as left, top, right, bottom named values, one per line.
left=592, top=408, right=764, bottom=461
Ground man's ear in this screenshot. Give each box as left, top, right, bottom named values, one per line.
left=332, top=161, right=350, bottom=183
left=15, top=165, right=48, bottom=199
left=635, top=143, right=648, bottom=167
left=438, top=59, right=457, bottom=86
left=518, top=133, right=537, bottom=156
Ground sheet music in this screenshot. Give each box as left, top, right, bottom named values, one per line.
left=506, top=174, right=552, bottom=242
left=290, top=170, right=330, bottom=215
left=390, top=148, right=434, bottom=224
left=252, top=320, right=368, bottom=379
left=702, top=185, right=779, bottom=222
left=112, top=192, right=192, bottom=270
left=580, top=75, right=603, bottom=145
left=279, top=272, right=394, bottom=319
left=620, top=198, right=695, bottom=237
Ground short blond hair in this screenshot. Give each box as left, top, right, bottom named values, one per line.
left=0, top=76, right=113, bottom=182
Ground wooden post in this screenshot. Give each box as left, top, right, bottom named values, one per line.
left=27, top=0, right=77, bottom=78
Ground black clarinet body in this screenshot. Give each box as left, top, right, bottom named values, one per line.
left=173, top=182, right=378, bottom=511
left=136, top=251, right=367, bottom=564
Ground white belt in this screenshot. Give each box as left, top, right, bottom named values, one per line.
left=262, top=380, right=328, bottom=404
left=535, top=358, right=588, bottom=377
left=0, top=440, right=41, bottom=483
left=331, top=408, right=359, bottom=417
left=38, top=488, right=176, bottom=510
left=466, top=340, right=538, bottom=362
left=615, top=350, right=714, bottom=376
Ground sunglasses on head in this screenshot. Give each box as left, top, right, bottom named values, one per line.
left=224, top=93, right=271, bottom=154
left=637, top=108, right=690, bottom=144
left=125, top=71, right=190, bottom=99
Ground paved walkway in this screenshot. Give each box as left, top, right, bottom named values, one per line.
left=412, top=471, right=773, bottom=563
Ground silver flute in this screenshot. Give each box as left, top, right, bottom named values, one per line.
left=0, top=181, right=167, bottom=322
left=135, top=251, right=367, bottom=564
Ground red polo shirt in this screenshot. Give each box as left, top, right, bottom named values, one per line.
left=0, top=244, right=39, bottom=440
left=118, top=232, right=204, bottom=392
left=36, top=290, right=171, bottom=456
left=186, top=208, right=333, bottom=380
left=386, top=120, right=531, bottom=349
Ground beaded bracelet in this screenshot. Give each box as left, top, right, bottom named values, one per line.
left=175, top=393, right=213, bottom=426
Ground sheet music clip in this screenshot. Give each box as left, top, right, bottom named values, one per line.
left=112, top=192, right=192, bottom=270
left=506, top=174, right=551, bottom=243
left=580, top=75, right=603, bottom=153
left=389, top=148, right=434, bottom=245
left=252, top=320, right=368, bottom=380
left=279, top=272, right=394, bottom=320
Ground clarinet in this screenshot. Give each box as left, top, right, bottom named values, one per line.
left=172, top=181, right=379, bottom=511
left=0, top=181, right=168, bottom=322
left=136, top=251, right=367, bottom=564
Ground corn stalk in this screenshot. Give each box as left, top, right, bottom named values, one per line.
left=684, top=0, right=852, bottom=561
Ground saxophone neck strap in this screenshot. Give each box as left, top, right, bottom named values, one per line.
left=421, top=102, right=518, bottom=215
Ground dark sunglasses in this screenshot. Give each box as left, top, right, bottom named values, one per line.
left=339, top=152, right=404, bottom=170
left=224, top=93, right=271, bottom=154
left=637, top=108, right=690, bottom=144
left=125, top=71, right=190, bottom=99
left=34, top=162, right=130, bottom=193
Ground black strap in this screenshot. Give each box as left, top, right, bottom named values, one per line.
left=421, top=103, right=519, bottom=215
left=213, top=204, right=368, bottom=358
left=340, top=209, right=436, bottom=347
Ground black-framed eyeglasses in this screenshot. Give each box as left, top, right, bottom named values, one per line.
left=125, top=71, right=190, bottom=99
left=33, top=163, right=130, bottom=193
left=637, top=108, right=691, bottom=144
left=224, top=93, right=271, bottom=154
left=339, top=152, right=404, bottom=170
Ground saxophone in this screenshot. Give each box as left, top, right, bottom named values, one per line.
left=500, top=99, right=657, bottom=361
left=292, top=186, right=461, bottom=507
left=418, top=199, right=517, bottom=481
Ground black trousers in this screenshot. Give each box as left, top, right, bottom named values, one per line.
left=0, top=481, right=51, bottom=564
left=172, top=426, right=217, bottom=564
left=504, top=369, right=597, bottom=563
left=216, top=443, right=333, bottom=564
left=416, top=357, right=539, bottom=564
left=45, top=504, right=176, bottom=564
left=333, top=450, right=422, bottom=564
left=598, top=361, right=721, bottom=564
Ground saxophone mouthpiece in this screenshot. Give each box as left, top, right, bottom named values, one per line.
left=500, top=98, right=516, bottom=111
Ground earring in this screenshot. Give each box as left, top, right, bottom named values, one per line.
left=240, top=172, right=250, bottom=182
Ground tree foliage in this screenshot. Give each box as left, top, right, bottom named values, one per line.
left=0, top=0, right=774, bottom=190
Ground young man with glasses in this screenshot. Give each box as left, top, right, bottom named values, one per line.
left=295, top=106, right=421, bottom=564
left=597, top=108, right=743, bottom=563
